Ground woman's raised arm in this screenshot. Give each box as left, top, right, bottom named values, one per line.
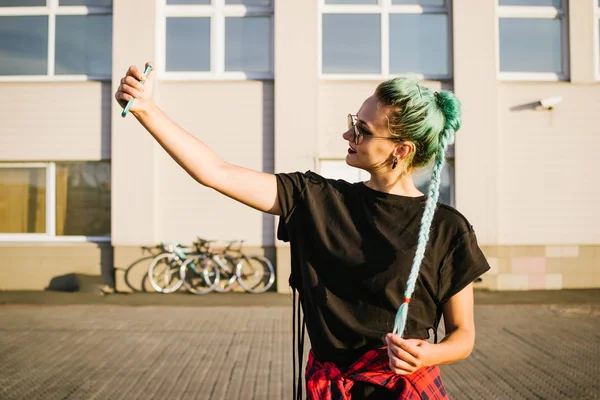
left=115, top=63, right=281, bottom=216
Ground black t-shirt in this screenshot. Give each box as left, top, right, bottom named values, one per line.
left=276, top=171, right=490, bottom=368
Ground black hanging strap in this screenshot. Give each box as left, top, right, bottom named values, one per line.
left=292, top=288, right=306, bottom=400
left=292, top=289, right=297, bottom=400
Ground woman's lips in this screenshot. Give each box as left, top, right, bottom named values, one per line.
left=348, top=146, right=357, bottom=154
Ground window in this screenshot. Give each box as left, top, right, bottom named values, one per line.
left=0, top=162, right=111, bottom=241
left=320, top=0, right=451, bottom=80
left=0, top=0, right=113, bottom=81
left=497, top=0, right=568, bottom=80
left=318, top=159, right=454, bottom=206
left=160, top=0, right=273, bottom=80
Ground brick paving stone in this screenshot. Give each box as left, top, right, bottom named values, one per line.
left=0, top=304, right=598, bottom=400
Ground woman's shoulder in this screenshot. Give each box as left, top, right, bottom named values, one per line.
left=279, top=170, right=358, bottom=191
left=433, top=203, right=476, bottom=238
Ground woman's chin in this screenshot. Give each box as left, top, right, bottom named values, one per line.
left=345, top=154, right=357, bottom=166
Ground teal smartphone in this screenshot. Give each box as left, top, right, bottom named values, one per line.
left=121, top=65, right=153, bottom=118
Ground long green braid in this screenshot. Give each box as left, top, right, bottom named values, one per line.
left=374, top=77, right=462, bottom=337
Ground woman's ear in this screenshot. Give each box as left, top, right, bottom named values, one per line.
left=394, top=142, right=414, bottom=160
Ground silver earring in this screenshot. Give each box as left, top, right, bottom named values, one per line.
left=392, top=158, right=398, bottom=169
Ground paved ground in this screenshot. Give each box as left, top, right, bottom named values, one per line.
left=2, top=288, right=599, bottom=307
left=1, top=291, right=599, bottom=399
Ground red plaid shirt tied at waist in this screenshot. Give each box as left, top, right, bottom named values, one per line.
left=305, top=347, right=449, bottom=400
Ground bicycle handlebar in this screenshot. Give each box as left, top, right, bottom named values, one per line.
left=151, top=238, right=244, bottom=256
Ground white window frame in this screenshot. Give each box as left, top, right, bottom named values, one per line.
left=319, top=0, right=453, bottom=81
left=0, top=0, right=112, bottom=82
left=157, top=0, right=274, bottom=81
left=0, top=162, right=110, bottom=243
left=496, top=2, right=569, bottom=81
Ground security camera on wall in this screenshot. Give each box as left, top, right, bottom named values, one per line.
left=538, top=96, right=562, bottom=110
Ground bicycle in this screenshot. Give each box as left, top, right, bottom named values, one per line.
left=225, top=240, right=276, bottom=294
left=188, top=238, right=275, bottom=294
left=179, top=239, right=237, bottom=294
left=178, top=239, right=224, bottom=295
left=147, top=242, right=205, bottom=293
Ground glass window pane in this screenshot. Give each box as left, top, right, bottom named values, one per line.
left=166, top=17, right=211, bottom=72
left=0, top=0, right=45, bottom=6
left=414, top=161, right=452, bottom=206
left=499, top=0, right=561, bottom=6
left=225, top=17, right=272, bottom=73
left=0, top=16, right=48, bottom=75
left=392, top=0, right=445, bottom=5
left=0, top=168, right=46, bottom=234
left=325, top=0, right=378, bottom=4
left=55, top=15, right=112, bottom=76
left=56, top=163, right=110, bottom=236
left=59, top=0, right=112, bottom=6
left=225, top=0, right=271, bottom=5
left=322, top=14, right=381, bottom=74
left=499, top=18, right=563, bottom=74
left=167, top=0, right=210, bottom=4
left=390, top=14, right=448, bottom=76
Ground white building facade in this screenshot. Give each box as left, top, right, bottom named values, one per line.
left=1, top=0, right=599, bottom=292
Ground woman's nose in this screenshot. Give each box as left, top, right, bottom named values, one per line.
left=342, top=128, right=352, bottom=141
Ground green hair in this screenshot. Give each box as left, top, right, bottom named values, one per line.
left=375, top=77, right=462, bottom=338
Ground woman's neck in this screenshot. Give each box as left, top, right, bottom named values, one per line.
left=365, top=172, right=424, bottom=197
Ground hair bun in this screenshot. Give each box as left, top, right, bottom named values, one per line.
left=434, top=91, right=461, bottom=146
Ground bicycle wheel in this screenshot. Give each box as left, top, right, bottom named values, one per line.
left=212, top=254, right=239, bottom=293
left=147, top=253, right=185, bottom=293
left=236, top=255, right=275, bottom=293
left=123, top=255, right=154, bottom=292
left=180, top=255, right=220, bottom=295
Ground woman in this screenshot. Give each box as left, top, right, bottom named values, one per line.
left=115, top=63, right=490, bottom=400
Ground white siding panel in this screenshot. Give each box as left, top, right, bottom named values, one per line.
left=0, top=82, right=111, bottom=161
left=498, top=83, right=600, bottom=245
left=156, top=81, right=274, bottom=246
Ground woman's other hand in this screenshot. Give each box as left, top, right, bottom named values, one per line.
left=385, top=334, right=435, bottom=375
